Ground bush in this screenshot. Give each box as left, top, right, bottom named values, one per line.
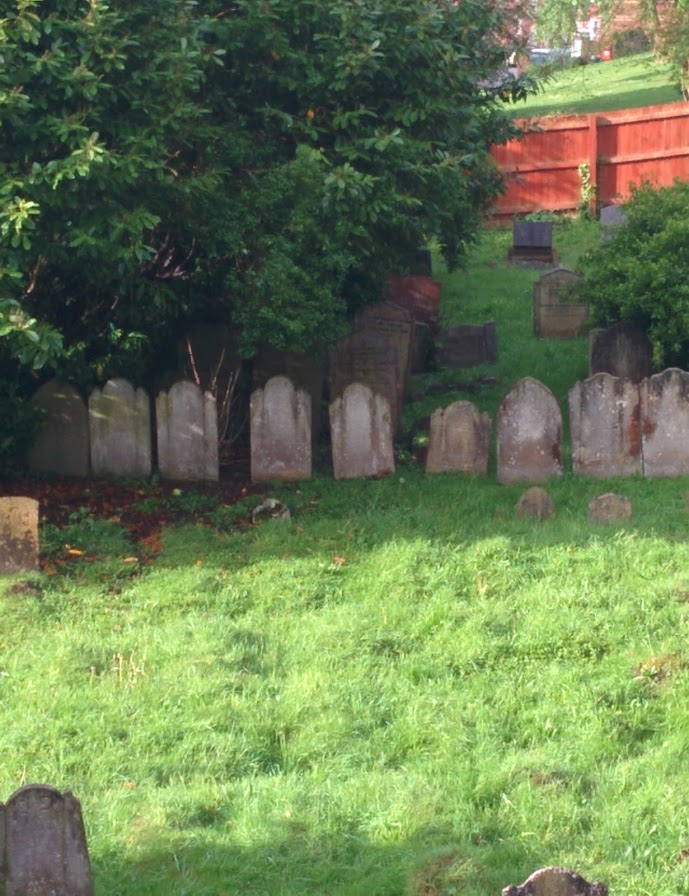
left=611, top=29, right=651, bottom=58
left=577, top=181, right=689, bottom=369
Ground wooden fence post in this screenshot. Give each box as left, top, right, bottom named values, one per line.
left=587, top=113, right=598, bottom=217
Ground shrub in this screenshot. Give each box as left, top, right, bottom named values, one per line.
left=577, top=180, right=689, bottom=369
left=611, top=29, right=652, bottom=58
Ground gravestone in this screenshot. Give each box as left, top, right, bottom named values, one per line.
left=516, top=486, right=556, bottom=520
left=639, top=368, right=689, bottom=477
left=250, top=376, right=311, bottom=481
left=0, top=497, right=39, bottom=574
left=354, top=301, right=413, bottom=399
left=425, top=401, right=491, bottom=475
left=413, top=248, right=433, bottom=276
left=600, top=204, right=628, bottom=241
left=384, top=274, right=442, bottom=324
left=508, top=221, right=557, bottom=265
left=0, top=784, right=93, bottom=896
left=436, top=321, right=498, bottom=367
left=589, top=322, right=653, bottom=382
left=588, top=492, right=632, bottom=522
left=568, top=373, right=642, bottom=477
left=27, top=380, right=89, bottom=477
left=409, top=320, right=433, bottom=373
left=497, top=377, right=563, bottom=484
left=89, top=378, right=151, bottom=477
left=329, top=330, right=402, bottom=434
left=533, top=268, right=588, bottom=338
left=329, top=382, right=395, bottom=480
left=252, top=345, right=325, bottom=443
left=156, top=380, right=219, bottom=481
left=503, top=867, right=607, bottom=896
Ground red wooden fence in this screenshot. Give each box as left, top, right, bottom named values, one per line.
left=490, top=100, right=689, bottom=221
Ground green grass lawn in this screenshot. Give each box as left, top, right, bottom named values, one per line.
left=511, top=52, right=682, bottom=118
left=4, top=219, right=689, bottom=896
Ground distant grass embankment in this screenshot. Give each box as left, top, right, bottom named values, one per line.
left=511, top=51, right=682, bottom=118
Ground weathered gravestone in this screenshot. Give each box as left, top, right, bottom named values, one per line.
left=426, top=401, right=491, bottom=475
left=436, top=321, right=498, bottom=367
left=156, top=380, right=219, bottom=481
left=640, top=368, right=689, bottom=477
left=497, top=377, right=563, bottom=484
left=0, top=497, right=39, bottom=574
left=533, top=267, right=588, bottom=338
left=329, top=382, right=395, bottom=480
left=568, top=373, right=642, bottom=477
left=89, top=378, right=152, bottom=477
left=385, top=274, right=442, bottom=325
left=589, top=322, right=653, bottom=382
left=588, top=492, right=633, bottom=522
left=0, top=784, right=93, bottom=896
left=503, top=867, right=607, bottom=896
left=600, top=203, right=628, bottom=241
left=27, top=380, right=90, bottom=477
left=329, top=329, right=403, bottom=435
left=508, top=221, right=557, bottom=265
left=250, top=376, right=311, bottom=482
left=354, top=301, right=413, bottom=398
left=516, top=486, right=556, bottom=520
left=252, top=344, right=325, bottom=443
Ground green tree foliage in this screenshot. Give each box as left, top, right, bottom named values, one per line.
left=1, top=0, right=530, bottom=389
left=577, top=181, right=689, bottom=369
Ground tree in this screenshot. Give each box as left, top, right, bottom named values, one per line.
left=1, top=0, right=531, bottom=391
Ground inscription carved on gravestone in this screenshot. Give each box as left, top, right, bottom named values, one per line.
left=568, top=373, right=642, bottom=478
left=27, top=379, right=90, bottom=477
left=589, top=322, right=653, bottom=382
left=329, top=382, right=395, bottom=480
left=250, top=376, right=312, bottom=482
left=0, top=497, right=39, bottom=574
left=533, top=268, right=588, bottom=338
left=252, top=344, right=325, bottom=443
left=0, top=784, right=93, bottom=896
left=426, top=401, right=491, bottom=475
left=503, top=867, right=607, bottom=896
left=640, top=368, right=689, bottom=478
left=437, top=321, right=498, bottom=368
left=497, top=377, right=563, bottom=484
left=89, top=378, right=152, bottom=477
left=156, top=380, right=219, bottom=481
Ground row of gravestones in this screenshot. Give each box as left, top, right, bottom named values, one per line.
left=0, top=784, right=605, bottom=896
left=252, top=368, right=689, bottom=482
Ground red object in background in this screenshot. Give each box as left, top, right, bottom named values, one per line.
left=601, top=47, right=613, bottom=60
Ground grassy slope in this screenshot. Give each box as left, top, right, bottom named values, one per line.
left=3, top=220, right=689, bottom=896
left=511, top=52, right=681, bottom=118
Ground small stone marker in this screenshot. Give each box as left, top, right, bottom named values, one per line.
left=89, top=378, right=152, bottom=477
left=533, top=268, right=588, bottom=338
left=497, top=377, right=563, bottom=484
left=600, top=203, right=628, bottom=241
left=568, top=373, right=642, bottom=478
left=156, top=380, right=219, bottom=481
left=0, top=497, right=39, bottom=574
left=589, top=322, right=653, bottom=383
left=508, top=221, right=557, bottom=265
left=250, top=375, right=311, bottom=481
left=27, top=379, right=90, bottom=477
left=329, top=382, right=395, bottom=480
left=502, top=867, right=607, bottom=896
left=437, top=321, right=498, bottom=367
left=640, top=368, right=689, bottom=478
left=0, top=784, right=94, bottom=896
left=426, top=401, right=491, bottom=475
left=516, top=486, right=556, bottom=520
left=588, top=492, right=633, bottom=522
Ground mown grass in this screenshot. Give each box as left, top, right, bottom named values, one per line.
left=512, top=52, right=681, bottom=118
left=4, top=218, right=689, bottom=896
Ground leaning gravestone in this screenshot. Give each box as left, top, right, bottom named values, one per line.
left=426, top=401, right=491, bottom=475
left=640, top=368, right=689, bottom=477
left=589, top=321, right=653, bottom=382
left=533, top=267, right=588, bottom=338
left=437, top=321, right=498, bottom=368
left=0, top=784, right=93, bottom=896
left=568, top=373, right=642, bottom=477
left=503, top=867, right=607, bottom=896
left=497, top=377, right=563, bottom=484
left=329, top=382, right=395, bottom=480
left=250, top=376, right=311, bottom=482
left=89, top=378, right=152, bottom=477
left=156, top=380, right=219, bottom=481
left=27, top=379, right=90, bottom=477
left=353, top=302, right=413, bottom=406
left=0, top=497, right=39, bottom=574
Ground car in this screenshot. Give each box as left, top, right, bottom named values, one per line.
left=528, top=47, right=570, bottom=65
